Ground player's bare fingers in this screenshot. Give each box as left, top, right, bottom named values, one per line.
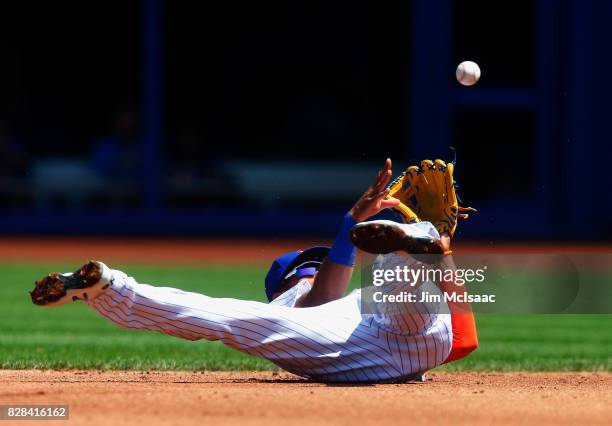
left=370, top=183, right=388, bottom=199
left=374, top=158, right=392, bottom=187
left=378, top=158, right=391, bottom=176
left=381, top=196, right=401, bottom=209
left=371, top=170, right=383, bottom=188
left=385, top=158, right=393, bottom=175
left=373, top=169, right=392, bottom=193
left=373, top=170, right=386, bottom=190
left=384, top=157, right=392, bottom=172
left=380, top=169, right=393, bottom=190
left=371, top=160, right=389, bottom=187
left=372, top=187, right=390, bottom=201
left=362, top=190, right=375, bottom=201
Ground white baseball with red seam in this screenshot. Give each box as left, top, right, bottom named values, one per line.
left=455, top=61, right=481, bottom=86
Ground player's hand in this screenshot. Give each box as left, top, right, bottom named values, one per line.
left=440, top=232, right=451, bottom=252
left=349, top=158, right=401, bottom=223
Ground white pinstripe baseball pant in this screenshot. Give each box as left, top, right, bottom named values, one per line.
left=87, top=266, right=452, bottom=383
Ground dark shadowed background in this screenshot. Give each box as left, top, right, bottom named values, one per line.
left=0, top=0, right=609, bottom=240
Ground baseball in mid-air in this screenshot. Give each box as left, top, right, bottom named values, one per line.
left=456, top=61, right=481, bottom=86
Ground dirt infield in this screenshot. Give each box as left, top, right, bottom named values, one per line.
left=0, top=238, right=318, bottom=265
left=0, top=238, right=609, bottom=266
left=1, top=371, right=610, bottom=426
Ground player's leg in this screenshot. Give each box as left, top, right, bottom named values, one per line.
left=374, top=253, right=477, bottom=363
left=351, top=220, right=477, bottom=362
left=366, top=250, right=451, bottom=335
left=93, top=265, right=390, bottom=379
left=30, top=261, right=361, bottom=374
left=30, top=261, right=113, bottom=307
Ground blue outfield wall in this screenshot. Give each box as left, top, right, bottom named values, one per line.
left=0, top=0, right=609, bottom=241
left=0, top=207, right=593, bottom=240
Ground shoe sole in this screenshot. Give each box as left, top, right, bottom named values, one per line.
left=350, top=221, right=443, bottom=255
left=30, top=261, right=112, bottom=307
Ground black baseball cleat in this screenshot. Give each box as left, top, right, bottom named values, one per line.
left=350, top=220, right=444, bottom=255
left=30, top=261, right=113, bottom=307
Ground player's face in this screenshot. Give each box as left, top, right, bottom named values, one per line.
left=271, top=275, right=316, bottom=300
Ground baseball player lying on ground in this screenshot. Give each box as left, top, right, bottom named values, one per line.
left=30, top=158, right=478, bottom=383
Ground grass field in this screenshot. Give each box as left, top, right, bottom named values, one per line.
left=2, top=263, right=611, bottom=371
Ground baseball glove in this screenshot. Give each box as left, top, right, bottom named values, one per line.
left=387, top=159, right=475, bottom=236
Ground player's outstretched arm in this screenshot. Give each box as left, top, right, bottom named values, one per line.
left=297, top=159, right=400, bottom=307
left=436, top=253, right=478, bottom=362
